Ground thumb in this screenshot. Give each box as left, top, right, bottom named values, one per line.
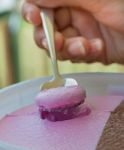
left=26, top=0, right=99, bottom=13
left=27, top=0, right=81, bottom=8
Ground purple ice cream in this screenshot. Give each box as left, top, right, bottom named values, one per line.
left=36, top=86, right=90, bottom=122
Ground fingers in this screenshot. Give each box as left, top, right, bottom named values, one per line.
left=87, top=38, right=105, bottom=63
left=62, top=27, right=79, bottom=38
left=58, top=37, right=105, bottom=63
left=54, top=7, right=79, bottom=38
left=34, top=26, right=64, bottom=52
left=22, top=1, right=106, bottom=63
left=63, top=37, right=105, bottom=63
left=34, top=25, right=105, bottom=63
left=63, top=37, right=91, bottom=61
left=22, top=2, right=41, bottom=25
left=71, top=9, right=103, bottom=39
left=25, top=0, right=102, bottom=13
left=22, top=3, right=72, bottom=29
left=27, top=0, right=80, bottom=8
left=55, top=8, right=71, bottom=30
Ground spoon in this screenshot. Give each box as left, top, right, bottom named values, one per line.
left=40, top=9, right=78, bottom=90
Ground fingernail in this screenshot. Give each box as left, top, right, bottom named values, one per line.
left=90, top=39, right=103, bottom=54
left=42, top=39, right=48, bottom=49
left=68, top=41, right=86, bottom=56
left=26, top=13, right=33, bottom=24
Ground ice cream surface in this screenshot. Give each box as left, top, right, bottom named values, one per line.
left=0, top=96, right=123, bottom=150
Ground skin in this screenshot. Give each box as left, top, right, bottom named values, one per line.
left=21, top=0, right=124, bottom=64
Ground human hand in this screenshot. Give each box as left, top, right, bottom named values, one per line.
left=22, top=0, right=124, bottom=64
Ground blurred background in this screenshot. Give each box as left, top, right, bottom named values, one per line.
left=0, top=0, right=124, bottom=88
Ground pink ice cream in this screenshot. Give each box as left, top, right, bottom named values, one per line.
left=36, top=86, right=90, bottom=121
left=0, top=96, right=123, bottom=150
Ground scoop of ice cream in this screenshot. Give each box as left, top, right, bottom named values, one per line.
left=35, top=86, right=89, bottom=121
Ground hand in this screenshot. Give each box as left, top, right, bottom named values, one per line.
left=22, top=0, right=124, bottom=64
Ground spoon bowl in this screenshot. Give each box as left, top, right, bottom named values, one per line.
left=41, top=77, right=78, bottom=90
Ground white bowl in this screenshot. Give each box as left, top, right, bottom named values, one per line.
left=0, top=73, right=124, bottom=150
left=0, top=73, right=124, bottom=119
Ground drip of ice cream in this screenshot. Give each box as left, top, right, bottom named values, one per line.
left=36, top=86, right=90, bottom=121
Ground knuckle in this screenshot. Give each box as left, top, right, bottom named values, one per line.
left=70, top=58, right=82, bottom=63
left=57, top=53, right=66, bottom=61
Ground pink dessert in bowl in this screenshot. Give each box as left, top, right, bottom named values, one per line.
left=0, top=96, right=123, bottom=150
left=36, top=86, right=91, bottom=121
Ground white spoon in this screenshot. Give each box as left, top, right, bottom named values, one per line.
left=40, top=9, right=78, bottom=90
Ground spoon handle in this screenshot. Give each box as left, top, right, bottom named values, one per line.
left=40, top=9, right=60, bottom=79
